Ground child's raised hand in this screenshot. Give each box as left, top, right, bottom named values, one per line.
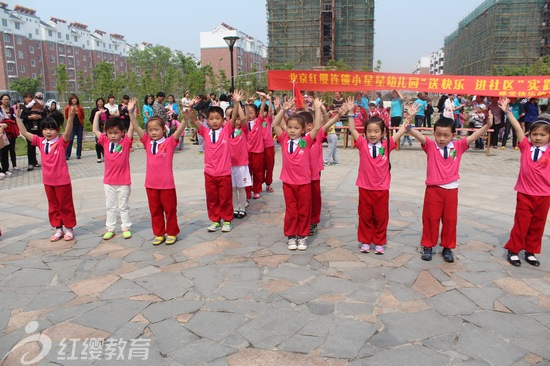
left=68, top=106, right=78, bottom=118
left=406, top=103, right=419, bottom=116
left=232, top=89, right=244, bottom=103
left=273, top=96, right=281, bottom=110
left=345, top=96, right=355, bottom=112
left=190, top=96, right=201, bottom=106
left=128, top=97, right=137, bottom=113
left=403, top=118, right=411, bottom=131
left=282, top=97, right=295, bottom=111
left=313, top=98, right=323, bottom=109
left=498, top=97, right=509, bottom=112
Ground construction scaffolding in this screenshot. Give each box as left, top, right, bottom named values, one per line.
left=266, top=0, right=374, bottom=70
left=444, top=0, right=545, bottom=75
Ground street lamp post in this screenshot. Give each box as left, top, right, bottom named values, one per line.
left=223, top=36, right=239, bottom=92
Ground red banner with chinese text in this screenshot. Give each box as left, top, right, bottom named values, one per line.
left=268, top=70, right=550, bottom=98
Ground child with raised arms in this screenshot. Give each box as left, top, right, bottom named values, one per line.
left=15, top=104, right=77, bottom=241
left=130, top=100, right=188, bottom=246
left=407, top=106, right=493, bottom=262
left=346, top=97, right=414, bottom=254
left=228, top=90, right=251, bottom=219
left=188, top=96, right=235, bottom=232
left=273, top=96, right=322, bottom=251
left=258, top=91, right=276, bottom=193
left=245, top=100, right=265, bottom=200
left=92, top=98, right=136, bottom=240
left=499, top=98, right=550, bottom=267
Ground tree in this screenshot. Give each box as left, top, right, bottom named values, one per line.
left=10, top=77, right=41, bottom=96
left=55, top=64, right=69, bottom=102
left=325, top=59, right=351, bottom=71
left=374, top=59, right=382, bottom=72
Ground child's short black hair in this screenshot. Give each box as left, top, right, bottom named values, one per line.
left=41, top=116, right=61, bottom=131
left=365, top=117, right=385, bottom=133
left=298, top=110, right=313, bottom=125
left=104, top=116, right=125, bottom=132
left=540, top=104, right=548, bottom=113
left=207, top=106, right=224, bottom=118
left=287, top=113, right=307, bottom=132
left=529, top=119, right=550, bottom=135
left=434, top=117, right=456, bottom=133
left=247, top=104, right=259, bottom=114
left=122, top=95, right=130, bottom=101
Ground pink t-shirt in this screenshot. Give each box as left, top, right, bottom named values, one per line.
left=422, top=139, right=469, bottom=186
left=32, top=135, right=71, bottom=186
left=262, top=115, right=274, bottom=148
left=99, top=134, right=132, bottom=185
left=355, top=136, right=396, bottom=190
left=199, top=124, right=232, bottom=176
left=514, top=139, right=550, bottom=196
left=141, top=134, right=178, bottom=189
left=278, top=132, right=313, bottom=185
left=309, top=128, right=326, bottom=181
left=230, top=125, right=249, bottom=167
left=247, top=117, right=264, bottom=153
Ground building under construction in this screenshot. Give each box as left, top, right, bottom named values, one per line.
left=444, top=0, right=547, bottom=75
left=266, top=0, right=374, bottom=70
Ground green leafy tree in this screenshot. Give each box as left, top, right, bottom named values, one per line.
left=10, top=77, right=41, bottom=96
left=374, top=59, right=382, bottom=72
left=55, top=64, right=70, bottom=102
left=325, top=59, right=351, bottom=71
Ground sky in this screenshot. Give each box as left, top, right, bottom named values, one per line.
left=17, top=0, right=485, bottom=73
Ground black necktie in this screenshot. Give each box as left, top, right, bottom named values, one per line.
left=110, top=143, right=114, bottom=153
left=152, top=141, right=157, bottom=155
left=231, top=130, right=235, bottom=138
left=290, top=141, right=294, bottom=154
left=212, top=131, right=216, bottom=143
left=534, top=148, right=540, bottom=162
left=45, top=141, right=49, bottom=154
left=248, top=122, right=252, bottom=131
left=372, top=145, right=377, bottom=158
left=444, top=146, right=448, bottom=159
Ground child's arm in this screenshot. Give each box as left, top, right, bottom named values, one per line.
left=188, top=96, right=203, bottom=130
left=273, top=97, right=294, bottom=137
left=344, top=97, right=361, bottom=141
left=172, top=115, right=187, bottom=141
left=129, top=98, right=145, bottom=139
left=466, top=110, right=493, bottom=145
left=62, top=106, right=76, bottom=142
left=499, top=97, right=525, bottom=144
left=309, top=98, right=324, bottom=140
left=323, top=99, right=348, bottom=134
left=14, top=105, right=34, bottom=142
left=404, top=103, right=426, bottom=144
left=258, top=92, right=267, bottom=119
left=266, top=93, right=273, bottom=118
left=392, top=113, right=412, bottom=143
left=230, top=90, right=244, bottom=128
left=91, top=109, right=103, bottom=139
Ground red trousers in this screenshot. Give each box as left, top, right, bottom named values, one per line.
left=283, top=182, right=311, bottom=237
left=146, top=188, right=180, bottom=236
left=263, top=146, right=275, bottom=186
left=421, top=186, right=458, bottom=248
left=358, top=188, right=389, bottom=245
left=310, top=179, right=321, bottom=225
left=505, top=192, right=550, bottom=254
left=247, top=151, right=265, bottom=197
left=205, top=173, right=233, bottom=222
left=44, top=184, right=76, bottom=228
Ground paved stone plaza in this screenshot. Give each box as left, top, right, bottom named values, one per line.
left=0, top=138, right=549, bottom=365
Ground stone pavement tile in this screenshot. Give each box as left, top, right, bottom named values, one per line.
left=308, top=275, right=360, bottom=295
left=141, top=299, right=203, bottom=324
left=72, top=299, right=150, bottom=333
left=335, top=302, right=373, bottom=320
left=120, top=265, right=161, bottom=280
left=464, top=311, right=550, bottom=338
left=426, top=289, right=480, bottom=316
left=214, top=281, right=262, bottom=300
left=453, top=324, right=526, bottom=366
left=99, top=279, right=150, bottom=300
left=134, top=272, right=193, bottom=300
left=222, top=266, right=262, bottom=282
left=265, top=266, right=318, bottom=282
left=512, top=336, right=550, bottom=360
left=205, top=300, right=268, bottom=315
left=371, top=310, right=459, bottom=348
left=523, top=277, right=550, bottom=296
left=25, top=287, right=76, bottom=311
left=497, top=294, right=545, bottom=314
left=306, top=301, right=335, bottom=316
left=279, top=284, right=323, bottom=305
left=352, top=344, right=450, bottom=366
left=5, top=268, right=53, bottom=288
left=227, top=348, right=347, bottom=366
left=453, top=270, right=506, bottom=285
left=320, top=317, right=378, bottom=358
left=412, top=270, right=446, bottom=298
left=238, top=309, right=310, bottom=349
left=46, top=301, right=106, bottom=324
left=385, top=267, right=419, bottom=287
left=184, top=311, right=248, bottom=342
left=148, top=318, right=199, bottom=355
left=314, top=247, right=359, bottom=263
left=67, top=274, right=119, bottom=297
left=43, top=320, right=111, bottom=342
left=458, top=287, right=505, bottom=309
left=171, top=338, right=237, bottom=365
left=279, top=334, right=325, bottom=354
left=493, top=277, right=541, bottom=297
left=182, top=265, right=226, bottom=297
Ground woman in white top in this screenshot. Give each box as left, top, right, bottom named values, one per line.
left=181, top=91, right=191, bottom=112
left=105, top=94, right=119, bottom=117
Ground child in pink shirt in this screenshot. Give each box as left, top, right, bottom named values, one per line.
left=228, top=91, right=251, bottom=219
left=190, top=97, right=235, bottom=232
left=499, top=98, right=550, bottom=267
left=408, top=108, right=493, bottom=263
left=16, top=105, right=77, bottom=242
left=273, top=96, right=322, bottom=251
left=130, top=101, right=188, bottom=246
left=92, top=98, right=137, bottom=241
left=245, top=103, right=265, bottom=199
left=259, top=92, right=275, bottom=193
left=346, top=97, right=412, bottom=255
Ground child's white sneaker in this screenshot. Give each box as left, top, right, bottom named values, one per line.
left=297, top=236, right=308, bottom=251
left=287, top=236, right=297, bottom=250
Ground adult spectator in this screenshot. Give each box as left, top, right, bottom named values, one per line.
left=0, top=93, right=18, bottom=176
left=437, top=94, right=448, bottom=118
left=181, top=91, right=191, bottom=112
left=90, top=97, right=110, bottom=163
left=165, top=94, right=179, bottom=120
left=152, top=92, right=168, bottom=122
left=64, top=93, right=85, bottom=160
left=45, top=100, right=64, bottom=126
left=374, top=91, right=382, bottom=107
left=105, top=94, right=119, bottom=117
left=453, top=94, right=465, bottom=130
left=523, top=97, right=539, bottom=131
left=413, top=92, right=427, bottom=128
left=354, top=92, right=369, bottom=109
left=219, top=94, right=230, bottom=115
left=390, top=90, right=403, bottom=128
left=22, top=92, right=45, bottom=171
left=488, top=96, right=504, bottom=148
left=502, top=97, right=522, bottom=150
left=142, top=94, right=154, bottom=126
left=425, top=98, right=434, bottom=128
